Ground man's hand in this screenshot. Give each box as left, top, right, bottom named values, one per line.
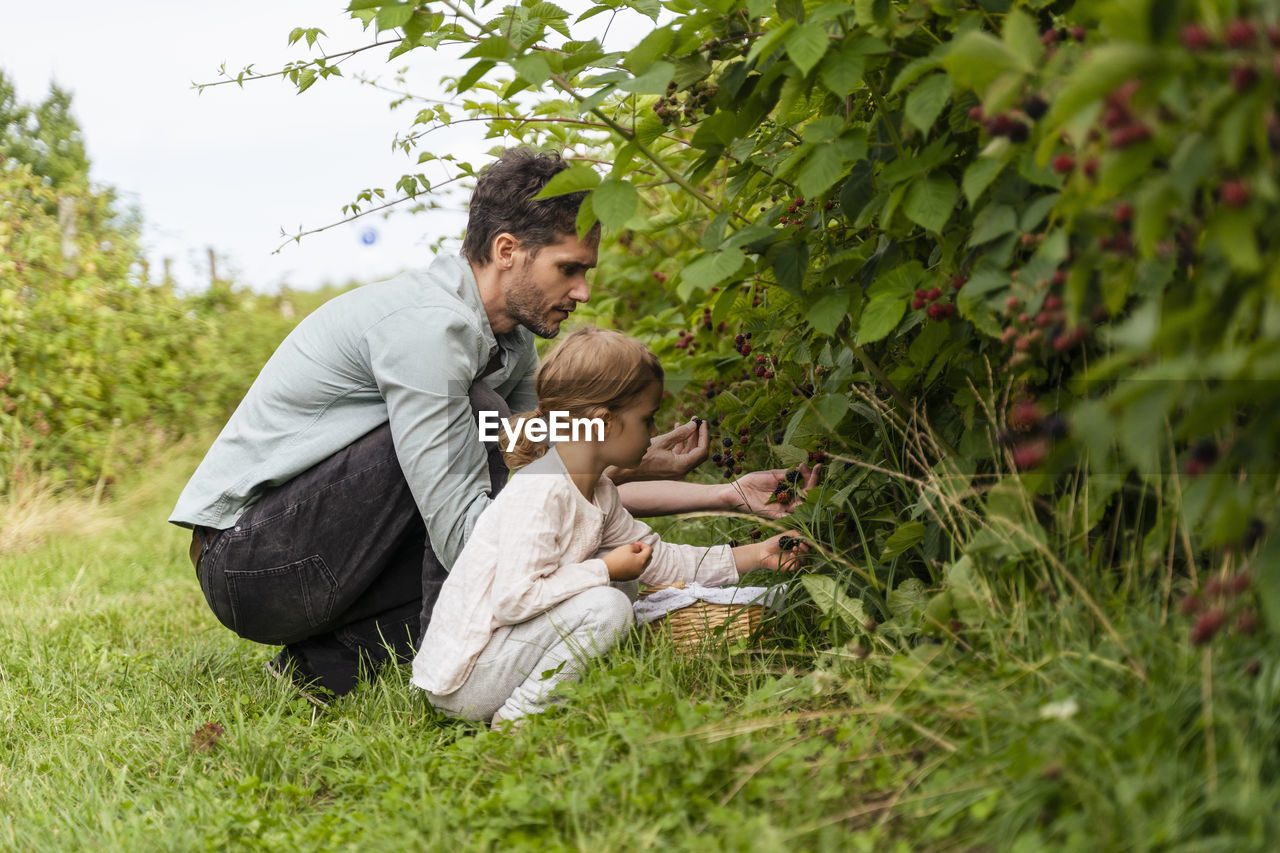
left=720, top=463, right=822, bottom=519
left=606, top=419, right=709, bottom=483
left=603, top=541, right=653, bottom=581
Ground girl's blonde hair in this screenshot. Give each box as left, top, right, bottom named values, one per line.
left=503, top=327, right=664, bottom=470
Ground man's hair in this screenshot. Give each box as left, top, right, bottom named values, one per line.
left=461, top=148, right=600, bottom=265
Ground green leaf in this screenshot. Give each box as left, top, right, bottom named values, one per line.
left=512, top=54, right=551, bottom=86
left=1043, top=45, right=1159, bottom=129
left=796, top=145, right=848, bottom=199
left=1209, top=210, right=1261, bottom=272
left=941, top=32, right=1031, bottom=93
left=1019, top=193, right=1060, bottom=233
left=375, top=2, right=414, bottom=32
left=903, top=175, right=958, bottom=234
left=618, top=61, right=675, bottom=94
left=806, top=290, right=851, bottom=336
left=678, top=248, right=746, bottom=297
left=887, top=578, right=928, bottom=619
left=591, top=179, right=639, bottom=229
left=813, top=393, right=850, bottom=430
left=624, top=27, right=673, bottom=73
left=820, top=44, right=865, bottom=95
left=785, top=23, right=830, bottom=76
left=533, top=164, right=600, bottom=199
left=801, top=575, right=868, bottom=633
left=963, top=157, right=1006, bottom=206
left=1001, top=7, right=1041, bottom=70
left=904, top=74, right=951, bottom=136
left=856, top=293, right=906, bottom=344
left=969, top=203, right=1017, bottom=246
left=854, top=0, right=891, bottom=28
left=881, top=521, right=925, bottom=560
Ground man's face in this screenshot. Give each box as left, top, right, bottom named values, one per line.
left=503, top=233, right=597, bottom=338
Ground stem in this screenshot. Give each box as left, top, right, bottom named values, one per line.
left=272, top=174, right=467, bottom=252
left=437, top=0, right=722, bottom=215
left=1201, top=646, right=1217, bottom=797
left=867, top=78, right=906, bottom=159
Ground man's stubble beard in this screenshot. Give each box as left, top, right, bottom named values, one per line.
left=504, top=264, right=568, bottom=339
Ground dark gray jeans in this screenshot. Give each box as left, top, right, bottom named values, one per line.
left=193, top=382, right=510, bottom=696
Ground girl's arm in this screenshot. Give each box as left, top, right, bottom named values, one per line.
left=491, top=487, right=610, bottom=625
left=595, top=481, right=739, bottom=588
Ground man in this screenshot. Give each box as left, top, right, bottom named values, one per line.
left=170, top=148, right=816, bottom=703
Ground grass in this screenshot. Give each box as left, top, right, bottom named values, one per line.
left=0, top=440, right=1276, bottom=851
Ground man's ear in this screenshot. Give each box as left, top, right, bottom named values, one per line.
left=492, top=233, right=520, bottom=270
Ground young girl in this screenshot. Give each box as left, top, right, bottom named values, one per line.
left=411, top=327, right=805, bottom=727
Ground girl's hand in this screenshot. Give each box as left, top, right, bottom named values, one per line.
left=759, top=530, right=809, bottom=571
left=603, top=541, right=653, bottom=581
left=732, top=530, right=809, bottom=574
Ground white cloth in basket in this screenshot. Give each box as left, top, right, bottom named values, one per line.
left=632, top=583, right=785, bottom=624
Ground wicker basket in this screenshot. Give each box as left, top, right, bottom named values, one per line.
left=640, top=582, right=767, bottom=651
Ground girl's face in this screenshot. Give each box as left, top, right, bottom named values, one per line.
left=603, top=384, right=662, bottom=468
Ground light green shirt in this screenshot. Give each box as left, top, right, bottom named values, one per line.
left=169, top=252, right=538, bottom=569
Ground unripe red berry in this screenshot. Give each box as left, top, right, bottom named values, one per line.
left=1190, top=609, right=1225, bottom=645
left=1005, top=296, right=1022, bottom=312
left=1052, top=153, right=1075, bottom=174
left=968, top=105, right=985, bottom=122
left=1011, top=439, right=1047, bottom=470
left=1070, top=25, right=1086, bottom=42
left=1220, top=180, right=1250, bottom=208
left=951, top=276, right=967, bottom=290
left=740, top=343, right=751, bottom=356
left=942, top=303, right=956, bottom=318
left=1115, top=202, right=1134, bottom=223
left=1040, top=29, right=1060, bottom=46
left=1230, top=62, right=1258, bottom=92
left=1083, top=158, right=1099, bottom=180
left=654, top=271, right=667, bottom=282
left=927, top=303, right=943, bottom=320
left=1036, top=311, right=1053, bottom=328
left=912, top=296, right=926, bottom=310
left=1234, top=609, right=1257, bottom=636
left=927, top=287, right=941, bottom=300
left=1229, top=572, right=1252, bottom=595
left=1014, top=335, right=1031, bottom=352
left=1224, top=19, right=1256, bottom=49
left=986, top=114, right=1014, bottom=136
left=1051, top=270, right=1067, bottom=286
left=915, top=288, right=927, bottom=298
left=1110, top=123, right=1152, bottom=149
left=1181, top=23, right=1212, bottom=51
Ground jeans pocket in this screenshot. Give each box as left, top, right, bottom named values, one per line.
left=225, top=555, right=338, bottom=644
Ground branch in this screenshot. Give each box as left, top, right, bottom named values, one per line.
left=193, top=40, right=401, bottom=91
left=272, top=174, right=467, bottom=253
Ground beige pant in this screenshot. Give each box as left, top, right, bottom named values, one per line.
left=423, top=584, right=636, bottom=723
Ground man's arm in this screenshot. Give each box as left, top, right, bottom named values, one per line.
left=616, top=463, right=821, bottom=518
left=366, top=306, right=494, bottom=569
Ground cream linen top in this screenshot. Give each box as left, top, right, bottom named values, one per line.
left=411, top=446, right=738, bottom=695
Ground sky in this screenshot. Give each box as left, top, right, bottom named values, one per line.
left=0, top=1, right=634, bottom=293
